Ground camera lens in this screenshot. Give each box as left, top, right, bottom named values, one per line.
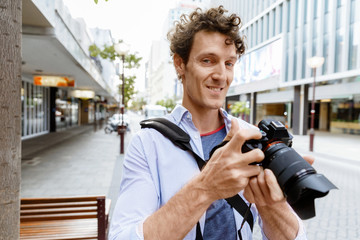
left=263, top=142, right=337, bottom=219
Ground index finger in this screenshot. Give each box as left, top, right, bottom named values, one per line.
left=223, top=119, right=239, bottom=142
left=224, top=126, right=262, bottom=153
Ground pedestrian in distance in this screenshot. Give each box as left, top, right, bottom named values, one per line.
left=109, top=6, right=314, bottom=240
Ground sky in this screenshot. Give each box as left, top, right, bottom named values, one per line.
left=62, top=0, right=178, bottom=91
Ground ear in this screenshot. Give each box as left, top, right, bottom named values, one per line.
left=173, top=54, right=185, bottom=79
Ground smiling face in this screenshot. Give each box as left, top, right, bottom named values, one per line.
left=174, top=30, right=237, bottom=115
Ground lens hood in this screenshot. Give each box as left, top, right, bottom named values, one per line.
left=286, top=173, right=338, bottom=219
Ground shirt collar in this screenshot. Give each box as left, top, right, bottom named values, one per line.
left=170, top=105, right=233, bottom=130
left=170, top=105, right=190, bottom=125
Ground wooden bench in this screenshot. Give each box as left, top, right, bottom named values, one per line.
left=20, top=196, right=111, bottom=240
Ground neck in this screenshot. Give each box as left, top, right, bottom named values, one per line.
left=184, top=105, right=223, bottom=134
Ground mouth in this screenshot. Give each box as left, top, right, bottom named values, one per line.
left=207, top=86, right=223, bottom=92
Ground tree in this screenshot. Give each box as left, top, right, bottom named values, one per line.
left=229, top=101, right=250, bottom=120
left=156, top=98, right=176, bottom=112
left=0, top=0, right=22, bottom=238
left=94, top=0, right=109, bottom=3
left=129, top=97, right=147, bottom=112
left=89, top=41, right=142, bottom=107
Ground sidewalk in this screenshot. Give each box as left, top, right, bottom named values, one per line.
left=21, top=126, right=360, bottom=198
left=291, top=131, right=360, bottom=166
left=21, top=124, right=128, bottom=220
left=20, top=124, right=360, bottom=237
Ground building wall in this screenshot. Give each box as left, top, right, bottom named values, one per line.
left=147, top=0, right=212, bottom=105
left=215, top=0, right=360, bottom=135
left=21, top=0, right=118, bottom=139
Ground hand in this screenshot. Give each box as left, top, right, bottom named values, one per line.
left=243, top=168, right=285, bottom=207
left=303, top=155, right=315, bottom=165
left=198, top=119, right=264, bottom=201
left=243, top=155, right=316, bottom=207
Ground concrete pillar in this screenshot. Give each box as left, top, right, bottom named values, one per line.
left=319, top=102, right=329, bottom=131
left=80, top=99, right=89, bottom=124
left=49, top=87, right=56, bottom=132
left=250, top=92, right=257, bottom=125
left=303, top=85, right=309, bottom=135
left=293, top=85, right=309, bottom=135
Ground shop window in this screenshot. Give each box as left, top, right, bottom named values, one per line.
left=21, top=81, right=49, bottom=138
left=330, top=95, right=360, bottom=134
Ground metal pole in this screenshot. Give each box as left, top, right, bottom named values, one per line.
left=121, top=55, right=125, bottom=127
left=119, top=54, right=126, bottom=154
left=309, top=68, right=316, bottom=152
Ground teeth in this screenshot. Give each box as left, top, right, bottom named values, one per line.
left=209, top=87, right=221, bottom=92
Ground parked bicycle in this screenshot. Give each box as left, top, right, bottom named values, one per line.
left=104, top=113, right=130, bottom=134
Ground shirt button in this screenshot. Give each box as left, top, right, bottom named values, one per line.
left=194, top=135, right=199, bottom=139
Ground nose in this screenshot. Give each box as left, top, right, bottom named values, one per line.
left=212, top=63, right=227, bottom=82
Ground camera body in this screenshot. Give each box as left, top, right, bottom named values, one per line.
left=242, top=119, right=337, bottom=219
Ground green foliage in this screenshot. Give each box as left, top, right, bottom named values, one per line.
left=94, top=0, right=109, bottom=4
left=119, top=75, right=137, bottom=108
left=156, top=98, right=176, bottom=112
left=229, top=101, right=250, bottom=117
left=129, top=97, right=147, bottom=111
left=89, top=40, right=142, bottom=108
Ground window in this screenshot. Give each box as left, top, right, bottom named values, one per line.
left=302, top=42, right=306, bottom=78
left=349, top=23, right=359, bottom=70
left=349, top=0, right=359, bottom=70
left=323, top=34, right=329, bottom=74
left=335, top=28, right=344, bottom=72
left=21, top=81, right=49, bottom=138
left=279, top=3, right=283, bottom=33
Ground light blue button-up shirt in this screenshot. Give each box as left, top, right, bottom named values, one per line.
left=109, top=105, right=306, bottom=240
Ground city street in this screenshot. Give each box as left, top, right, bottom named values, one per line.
left=21, top=112, right=360, bottom=239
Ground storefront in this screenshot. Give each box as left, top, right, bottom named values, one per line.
left=55, top=88, right=79, bottom=131
left=329, top=94, right=360, bottom=134
left=21, top=80, right=81, bottom=139
left=21, top=81, right=50, bottom=139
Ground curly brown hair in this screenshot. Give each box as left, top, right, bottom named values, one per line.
left=167, top=6, right=246, bottom=64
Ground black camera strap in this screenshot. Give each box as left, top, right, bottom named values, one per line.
left=140, top=118, right=254, bottom=235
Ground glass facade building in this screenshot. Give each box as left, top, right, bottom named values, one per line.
left=211, top=0, right=360, bottom=135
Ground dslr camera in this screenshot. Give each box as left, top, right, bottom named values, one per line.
left=241, top=119, right=337, bottom=219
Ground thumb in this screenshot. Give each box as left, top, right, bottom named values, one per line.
left=223, top=118, right=239, bottom=142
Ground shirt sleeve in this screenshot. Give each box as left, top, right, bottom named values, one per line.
left=257, top=204, right=308, bottom=240
left=108, top=133, right=159, bottom=240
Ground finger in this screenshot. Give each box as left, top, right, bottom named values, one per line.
left=235, top=164, right=262, bottom=178
left=248, top=175, right=266, bottom=206
left=303, top=155, right=315, bottom=165
left=241, top=148, right=264, bottom=165
left=223, top=119, right=239, bottom=142
left=256, top=169, right=271, bottom=198
left=244, top=185, right=255, bottom=203
left=264, top=169, right=285, bottom=202
left=225, top=128, right=263, bottom=154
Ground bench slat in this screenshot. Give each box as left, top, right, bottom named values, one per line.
left=20, top=196, right=109, bottom=240
left=21, top=206, right=97, bottom=215
left=21, top=196, right=100, bottom=204
left=20, top=219, right=98, bottom=240
left=21, top=202, right=97, bottom=210
left=21, top=212, right=98, bottom=221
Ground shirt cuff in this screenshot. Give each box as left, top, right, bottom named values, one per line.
left=293, top=212, right=307, bottom=240
left=258, top=208, right=308, bottom=240
left=135, top=216, right=150, bottom=240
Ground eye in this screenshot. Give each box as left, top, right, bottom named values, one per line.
left=202, top=58, right=212, bottom=64
left=225, top=61, right=234, bottom=68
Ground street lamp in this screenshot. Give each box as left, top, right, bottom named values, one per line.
left=306, top=56, right=324, bottom=152
left=114, top=42, right=130, bottom=154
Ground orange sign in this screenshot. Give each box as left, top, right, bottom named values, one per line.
left=33, top=76, right=75, bottom=87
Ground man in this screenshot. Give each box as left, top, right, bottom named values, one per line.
left=109, top=6, right=309, bottom=240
